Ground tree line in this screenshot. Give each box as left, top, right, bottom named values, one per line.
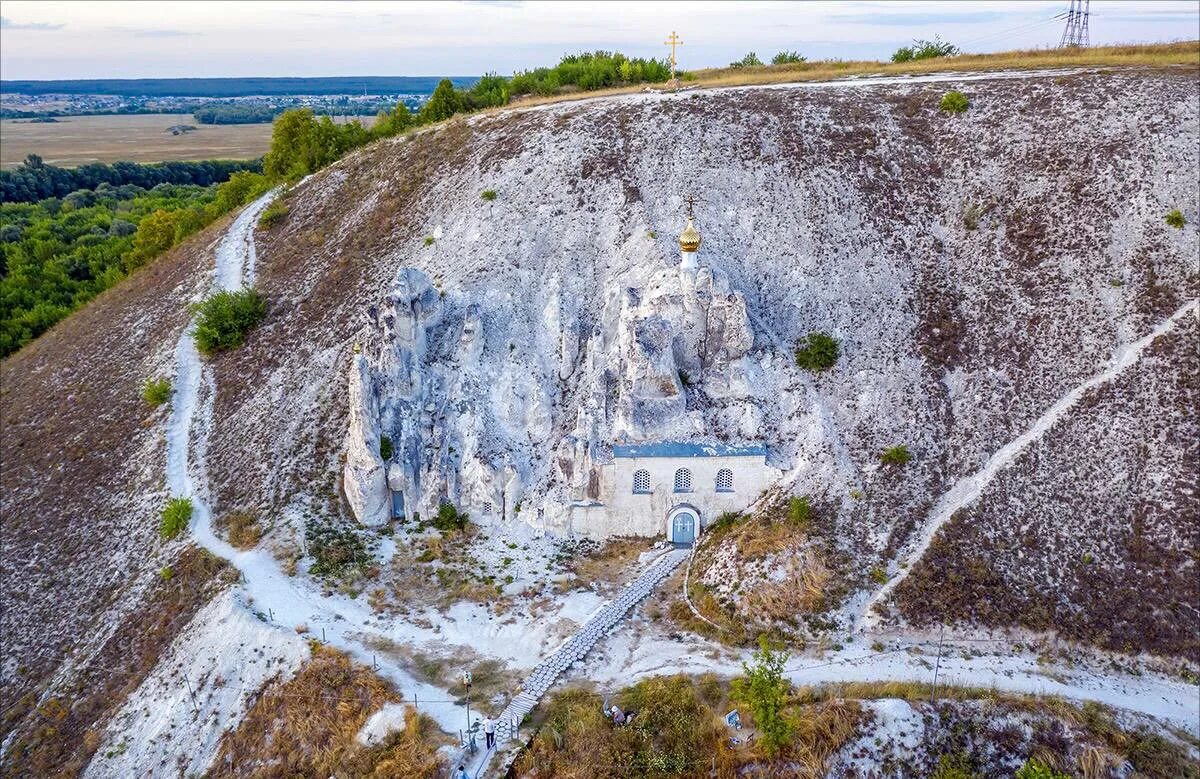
left=0, top=156, right=261, bottom=204
left=0, top=172, right=273, bottom=357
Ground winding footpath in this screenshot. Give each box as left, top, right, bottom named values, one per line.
left=859, top=298, right=1200, bottom=631
left=162, top=200, right=1199, bottom=778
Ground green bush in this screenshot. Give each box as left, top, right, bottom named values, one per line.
left=160, top=496, right=193, bottom=540
left=423, top=235, right=435, bottom=246
left=880, top=444, right=912, bottom=466
left=772, top=51, right=806, bottom=65
left=142, top=377, right=172, bottom=406
left=893, top=36, right=959, bottom=63
left=481, top=189, right=498, bottom=201
left=192, top=288, right=266, bottom=355
left=1015, top=759, right=1070, bottom=779
left=1165, top=209, right=1185, bottom=228
left=787, top=495, right=812, bottom=527
left=869, top=566, right=889, bottom=584
left=380, top=435, right=394, bottom=461
left=729, top=52, right=764, bottom=69
left=931, top=751, right=975, bottom=779
left=258, top=199, right=289, bottom=228
left=940, top=90, right=970, bottom=113
left=159, top=565, right=174, bottom=581
left=732, top=635, right=791, bottom=756
left=963, top=203, right=982, bottom=230
left=794, top=331, right=840, bottom=372
left=431, top=502, right=470, bottom=533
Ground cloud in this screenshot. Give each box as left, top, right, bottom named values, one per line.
left=106, top=27, right=197, bottom=38
left=826, top=11, right=1009, bottom=26
left=0, top=16, right=65, bottom=30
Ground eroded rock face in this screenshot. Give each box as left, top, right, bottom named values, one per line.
left=342, top=258, right=770, bottom=533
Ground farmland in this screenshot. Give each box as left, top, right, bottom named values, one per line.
left=0, top=113, right=273, bottom=168
left=2, top=112, right=379, bottom=168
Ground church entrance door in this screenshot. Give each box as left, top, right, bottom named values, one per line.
left=670, top=509, right=696, bottom=546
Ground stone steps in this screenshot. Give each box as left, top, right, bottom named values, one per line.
left=493, top=547, right=688, bottom=743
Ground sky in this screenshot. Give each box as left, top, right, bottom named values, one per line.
left=1, top=0, right=1197, bottom=80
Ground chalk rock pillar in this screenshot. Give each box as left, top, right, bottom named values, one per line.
left=342, top=353, right=391, bottom=527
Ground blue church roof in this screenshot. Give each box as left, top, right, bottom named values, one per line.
left=612, top=441, right=767, bottom=459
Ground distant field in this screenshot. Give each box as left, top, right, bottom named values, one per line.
left=0, top=113, right=273, bottom=168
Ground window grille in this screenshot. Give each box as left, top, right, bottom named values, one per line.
left=482, top=501, right=493, bottom=515
left=674, top=468, right=692, bottom=493
left=633, top=470, right=651, bottom=494
left=716, top=468, right=734, bottom=492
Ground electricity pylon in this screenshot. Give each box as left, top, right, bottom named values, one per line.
left=1059, top=0, right=1090, bottom=48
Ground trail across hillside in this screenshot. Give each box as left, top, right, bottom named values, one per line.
left=152, top=201, right=1199, bottom=777
left=858, top=298, right=1200, bottom=631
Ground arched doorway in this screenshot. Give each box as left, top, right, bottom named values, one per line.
left=667, top=504, right=700, bottom=546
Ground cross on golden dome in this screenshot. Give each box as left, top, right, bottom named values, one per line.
left=678, top=194, right=702, bottom=253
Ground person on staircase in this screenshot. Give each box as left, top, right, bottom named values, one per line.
left=484, top=715, right=496, bottom=749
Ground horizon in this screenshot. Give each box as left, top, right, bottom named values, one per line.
left=2, top=0, right=1197, bottom=81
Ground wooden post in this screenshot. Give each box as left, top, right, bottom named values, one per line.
left=183, top=673, right=199, bottom=713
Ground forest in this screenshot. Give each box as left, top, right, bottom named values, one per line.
left=0, top=157, right=261, bottom=204
left=0, top=171, right=273, bottom=357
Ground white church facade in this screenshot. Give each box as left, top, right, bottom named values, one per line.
left=568, top=442, right=782, bottom=543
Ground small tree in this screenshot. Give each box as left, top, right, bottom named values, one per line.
left=794, top=331, right=840, bottom=372
left=143, top=377, right=172, bottom=406
left=732, top=635, right=792, bottom=756
left=1165, top=209, right=1186, bottom=228
left=893, top=36, right=959, bottom=62
left=729, top=52, right=764, bottom=69
left=940, top=90, right=970, bottom=114
left=420, top=78, right=462, bottom=124
left=431, top=502, right=470, bottom=533
left=787, top=495, right=811, bottom=527
left=880, top=444, right=912, bottom=466
left=192, top=288, right=267, bottom=355
left=772, top=51, right=806, bottom=65
left=160, top=496, right=193, bottom=540
left=380, top=435, right=394, bottom=461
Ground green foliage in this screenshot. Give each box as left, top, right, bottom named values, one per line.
left=142, top=377, right=172, bottom=406
left=931, top=751, right=977, bottom=779
left=940, top=90, right=970, bottom=113
left=1015, top=759, right=1070, bottom=779
left=423, top=235, right=435, bottom=246
left=0, top=156, right=260, bottom=204
left=730, top=52, right=765, bottom=68
left=880, top=444, right=912, bottom=466
left=159, top=565, right=174, bottom=581
left=0, top=179, right=266, bottom=358
left=480, top=189, right=498, bottom=201
left=869, top=566, right=889, bottom=584
left=509, top=51, right=670, bottom=96
left=893, top=36, right=960, bottom=63
left=1165, top=209, right=1185, bottom=228
left=263, top=108, right=369, bottom=180
left=159, top=497, right=193, bottom=540
left=257, top=199, right=289, bottom=228
left=772, top=51, right=806, bottom=65
left=963, top=202, right=982, bottom=229
left=192, top=288, right=267, bottom=355
left=787, top=495, right=812, bottom=527
left=732, top=635, right=792, bottom=757
left=379, top=435, right=394, bottom=461
left=372, top=100, right=414, bottom=138
left=794, top=331, right=840, bottom=372
left=305, top=519, right=371, bottom=581
left=419, top=78, right=462, bottom=124
left=431, top=502, right=470, bottom=533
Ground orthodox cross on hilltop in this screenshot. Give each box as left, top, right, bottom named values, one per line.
left=664, top=31, right=683, bottom=81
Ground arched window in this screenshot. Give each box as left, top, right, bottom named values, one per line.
left=633, top=469, right=651, bottom=494
left=674, top=468, right=692, bottom=493
left=716, top=468, right=734, bottom=492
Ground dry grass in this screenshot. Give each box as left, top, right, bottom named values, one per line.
left=492, top=41, right=1199, bottom=115
left=215, top=510, right=262, bottom=549
left=741, top=550, right=832, bottom=622
left=211, top=644, right=446, bottom=778
left=563, top=536, right=655, bottom=595
left=359, top=636, right=520, bottom=717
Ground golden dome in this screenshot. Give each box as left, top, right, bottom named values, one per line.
left=678, top=216, right=702, bottom=253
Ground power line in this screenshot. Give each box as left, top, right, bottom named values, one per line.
left=957, top=12, right=1067, bottom=50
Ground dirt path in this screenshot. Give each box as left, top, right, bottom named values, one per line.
left=857, top=298, right=1200, bottom=632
